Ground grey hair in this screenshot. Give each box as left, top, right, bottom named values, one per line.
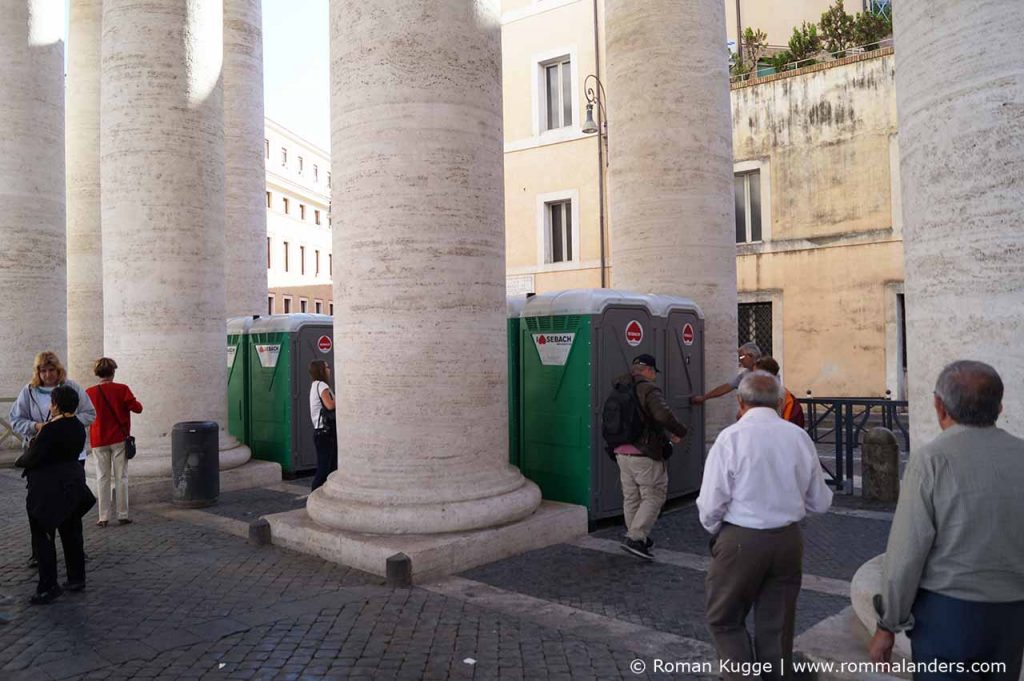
left=738, top=370, right=781, bottom=408
left=934, top=360, right=1003, bottom=426
left=739, top=342, right=762, bottom=359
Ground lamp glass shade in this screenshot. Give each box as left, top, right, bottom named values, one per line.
left=582, top=103, right=599, bottom=134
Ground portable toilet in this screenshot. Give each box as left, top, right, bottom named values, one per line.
left=227, top=316, right=257, bottom=447
left=507, top=294, right=531, bottom=468
left=247, top=314, right=335, bottom=474
left=517, top=289, right=705, bottom=519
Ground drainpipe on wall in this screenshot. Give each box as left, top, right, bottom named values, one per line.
left=593, top=0, right=608, bottom=288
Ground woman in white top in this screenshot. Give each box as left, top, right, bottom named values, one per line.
left=308, top=360, right=337, bottom=491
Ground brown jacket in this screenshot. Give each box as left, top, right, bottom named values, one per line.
left=614, top=374, right=689, bottom=461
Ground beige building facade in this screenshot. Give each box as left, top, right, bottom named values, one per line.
left=501, top=1, right=905, bottom=399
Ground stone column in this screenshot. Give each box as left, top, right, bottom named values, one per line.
left=223, top=0, right=268, bottom=318
left=66, top=0, right=104, bottom=384
left=101, top=0, right=249, bottom=476
left=308, top=0, right=541, bottom=534
left=0, top=1, right=66, bottom=394
left=896, top=0, right=1024, bottom=442
left=605, top=0, right=738, bottom=439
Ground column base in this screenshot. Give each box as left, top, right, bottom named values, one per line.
left=264, top=500, right=588, bottom=583
left=86, top=459, right=282, bottom=506
left=850, top=555, right=911, bottom=658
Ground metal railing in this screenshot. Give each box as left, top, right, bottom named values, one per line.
left=730, top=37, right=894, bottom=84
left=0, top=397, right=24, bottom=450
left=799, top=395, right=909, bottom=493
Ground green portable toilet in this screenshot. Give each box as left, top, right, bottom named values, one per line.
left=507, top=295, right=531, bottom=468
left=518, top=289, right=705, bottom=519
left=247, top=314, right=335, bottom=475
left=227, top=316, right=257, bottom=447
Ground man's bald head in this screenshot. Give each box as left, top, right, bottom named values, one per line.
left=934, top=360, right=1003, bottom=427
left=737, top=370, right=781, bottom=409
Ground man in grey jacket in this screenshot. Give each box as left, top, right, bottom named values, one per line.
left=869, top=361, right=1024, bottom=678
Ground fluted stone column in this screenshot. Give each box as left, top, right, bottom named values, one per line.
left=896, top=0, right=1024, bottom=443
left=67, top=0, right=104, bottom=384
left=224, top=0, right=267, bottom=318
left=308, top=0, right=541, bottom=534
left=101, top=0, right=249, bottom=476
left=0, top=1, right=66, bottom=395
left=605, top=0, right=738, bottom=439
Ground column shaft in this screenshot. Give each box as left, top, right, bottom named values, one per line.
left=101, top=0, right=235, bottom=476
left=224, top=0, right=268, bottom=318
left=605, top=0, right=738, bottom=438
left=308, top=0, right=539, bottom=534
left=896, top=0, right=1024, bottom=442
left=67, top=0, right=104, bottom=383
left=0, top=0, right=66, bottom=393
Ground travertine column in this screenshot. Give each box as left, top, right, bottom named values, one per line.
left=605, top=0, right=738, bottom=439
left=896, top=0, right=1024, bottom=442
left=224, top=0, right=267, bottom=317
left=308, top=0, right=540, bottom=534
left=102, top=0, right=249, bottom=475
left=67, top=0, right=104, bottom=384
left=0, top=1, right=66, bottom=394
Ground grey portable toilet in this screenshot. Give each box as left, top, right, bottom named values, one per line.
left=517, top=289, right=705, bottom=519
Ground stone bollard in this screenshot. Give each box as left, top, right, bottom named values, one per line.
left=386, top=553, right=412, bottom=588
left=862, top=427, right=900, bottom=502
left=248, top=518, right=272, bottom=546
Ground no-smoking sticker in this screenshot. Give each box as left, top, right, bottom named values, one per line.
left=682, top=323, right=695, bottom=346
left=317, top=335, right=333, bottom=353
left=625, top=320, right=644, bottom=347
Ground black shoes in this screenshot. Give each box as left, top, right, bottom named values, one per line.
left=621, top=535, right=655, bottom=550
left=30, top=586, right=63, bottom=605
left=27, top=556, right=38, bottom=569
left=621, top=538, right=654, bottom=561
left=62, top=581, right=86, bottom=593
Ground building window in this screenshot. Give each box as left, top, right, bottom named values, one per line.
left=315, top=300, right=323, bottom=314
left=267, top=295, right=274, bottom=315
left=315, top=250, right=320, bottom=276
left=735, top=170, right=763, bottom=243
left=313, top=164, right=319, bottom=182
left=543, top=57, right=572, bottom=131
left=300, top=246, right=305, bottom=275
left=327, top=172, right=331, bottom=188
left=280, top=147, right=288, bottom=166
left=329, top=254, right=333, bottom=276
left=738, top=302, right=772, bottom=357
left=299, top=298, right=308, bottom=313
left=282, top=197, right=290, bottom=214
left=283, top=242, right=289, bottom=272
left=544, top=200, right=573, bottom=264
left=329, top=302, right=334, bottom=316
left=266, top=237, right=271, bottom=269
left=264, top=139, right=270, bottom=158
left=266, top=191, right=272, bottom=208
left=283, top=296, right=292, bottom=314
left=299, top=204, right=306, bottom=220
left=314, top=209, right=321, bottom=225
left=298, top=156, right=304, bottom=174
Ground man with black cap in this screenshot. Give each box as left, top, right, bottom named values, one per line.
left=612, top=354, right=689, bottom=560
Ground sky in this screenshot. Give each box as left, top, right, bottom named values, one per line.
left=262, top=0, right=331, bottom=150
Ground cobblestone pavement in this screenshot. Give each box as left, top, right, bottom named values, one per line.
left=0, top=469, right=893, bottom=680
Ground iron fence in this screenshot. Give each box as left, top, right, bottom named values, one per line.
left=799, top=396, right=909, bottom=493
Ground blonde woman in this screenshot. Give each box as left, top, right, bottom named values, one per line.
left=9, top=352, right=95, bottom=567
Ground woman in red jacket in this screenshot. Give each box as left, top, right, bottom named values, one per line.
left=85, top=358, right=143, bottom=527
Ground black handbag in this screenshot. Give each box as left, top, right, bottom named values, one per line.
left=317, top=384, right=336, bottom=435
left=97, top=385, right=136, bottom=460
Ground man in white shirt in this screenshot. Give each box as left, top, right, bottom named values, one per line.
left=697, top=371, right=833, bottom=681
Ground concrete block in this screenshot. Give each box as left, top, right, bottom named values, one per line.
left=265, top=500, right=588, bottom=582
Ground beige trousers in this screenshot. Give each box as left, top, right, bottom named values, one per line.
left=93, top=443, right=129, bottom=521
left=616, top=454, right=668, bottom=541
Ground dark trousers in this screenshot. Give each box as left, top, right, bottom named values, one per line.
left=910, top=589, right=1024, bottom=681
left=311, top=430, right=338, bottom=492
left=29, top=514, right=85, bottom=593
left=705, top=523, right=803, bottom=681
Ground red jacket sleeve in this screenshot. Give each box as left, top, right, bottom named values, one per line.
left=124, top=385, right=143, bottom=413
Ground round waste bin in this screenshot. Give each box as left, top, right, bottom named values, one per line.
left=171, top=421, right=220, bottom=508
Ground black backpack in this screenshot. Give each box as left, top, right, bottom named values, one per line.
left=601, top=382, right=645, bottom=449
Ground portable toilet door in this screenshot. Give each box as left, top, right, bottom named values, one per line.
left=227, top=316, right=256, bottom=448
left=591, top=299, right=658, bottom=519
left=656, top=297, right=705, bottom=498
left=293, top=320, right=335, bottom=472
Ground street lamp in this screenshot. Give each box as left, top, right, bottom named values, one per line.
left=581, top=74, right=609, bottom=287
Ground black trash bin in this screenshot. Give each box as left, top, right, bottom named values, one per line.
left=171, top=421, right=220, bottom=508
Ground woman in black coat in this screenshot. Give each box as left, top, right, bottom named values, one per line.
left=17, top=385, right=97, bottom=604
